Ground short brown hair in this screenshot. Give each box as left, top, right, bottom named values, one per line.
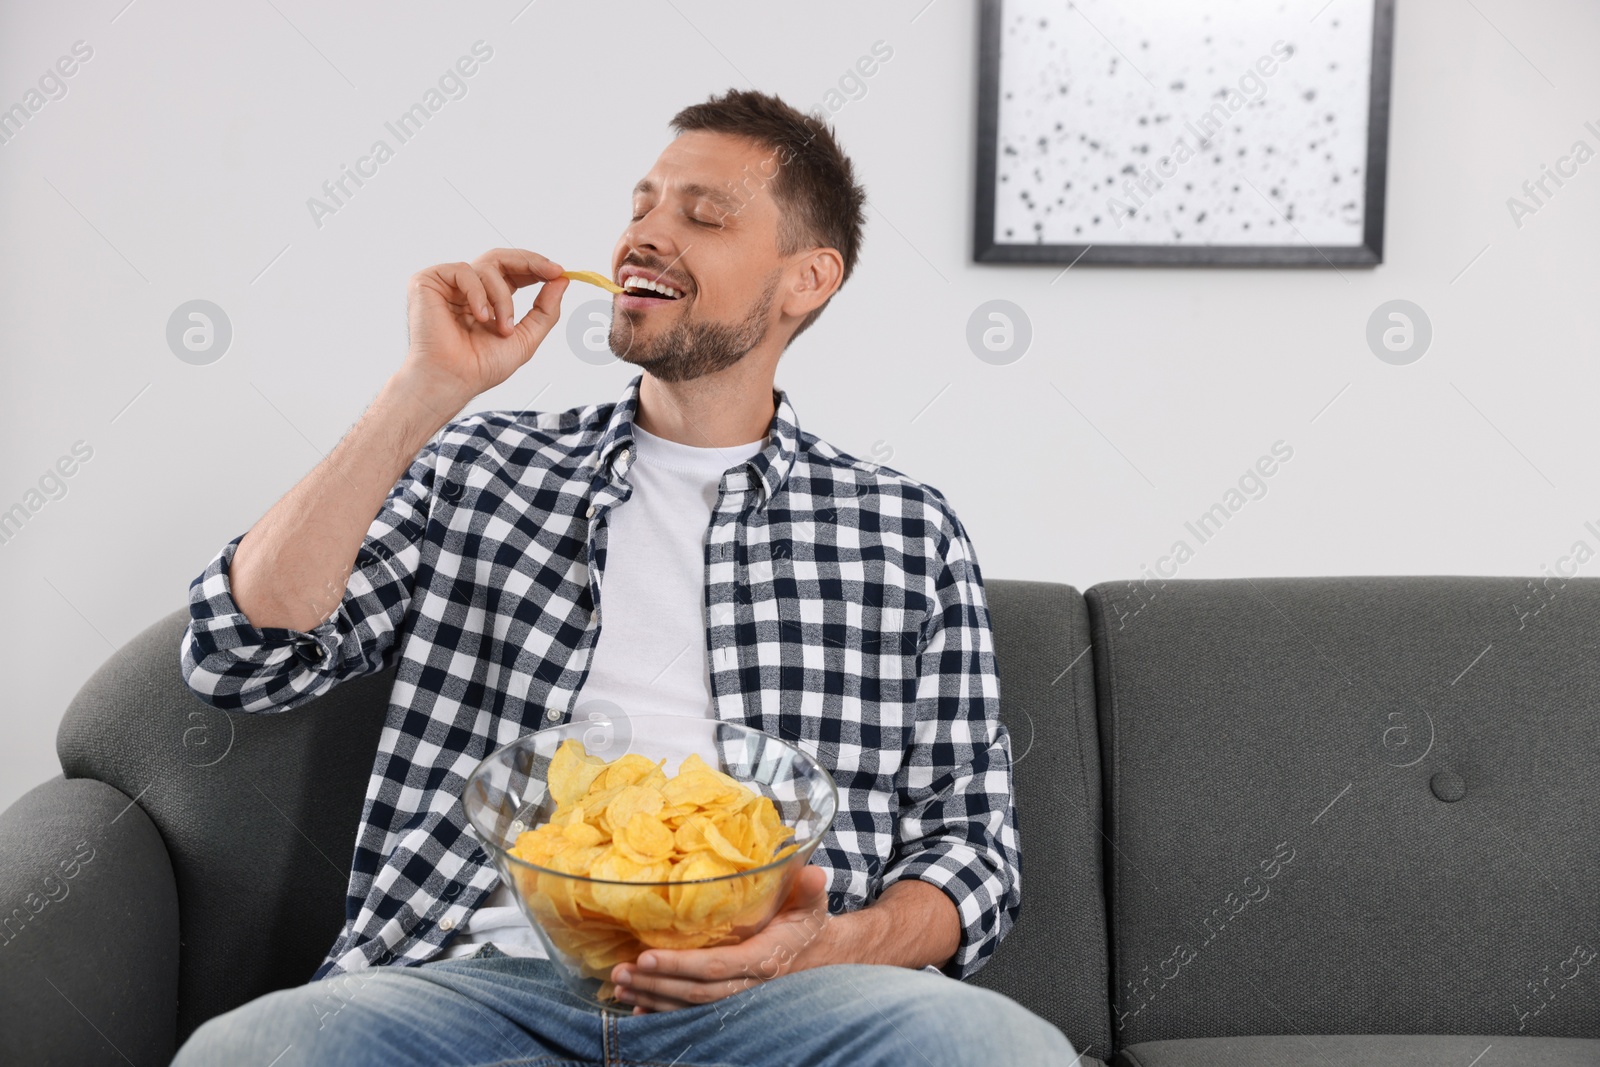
left=670, top=89, right=866, bottom=347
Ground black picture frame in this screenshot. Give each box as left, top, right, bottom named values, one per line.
left=973, top=0, right=1395, bottom=267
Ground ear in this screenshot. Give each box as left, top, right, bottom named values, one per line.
left=781, top=247, right=845, bottom=319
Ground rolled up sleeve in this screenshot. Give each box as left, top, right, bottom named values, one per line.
left=179, top=438, right=440, bottom=713
left=877, top=504, right=1021, bottom=981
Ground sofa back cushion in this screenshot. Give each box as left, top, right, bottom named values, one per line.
left=976, top=579, right=1111, bottom=1056
left=1088, top=576, right=1600, bottom=1045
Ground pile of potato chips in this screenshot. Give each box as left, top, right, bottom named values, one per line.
left=507, top=738, right=799, bottom=1000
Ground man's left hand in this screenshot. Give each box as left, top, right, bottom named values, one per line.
left=609, top=864, right=833, bottom=1014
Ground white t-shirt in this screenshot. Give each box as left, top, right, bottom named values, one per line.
left=440, top=422, right=767, bottom=960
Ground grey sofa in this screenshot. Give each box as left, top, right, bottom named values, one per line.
left=2, top=576, right=1596, bottom=1065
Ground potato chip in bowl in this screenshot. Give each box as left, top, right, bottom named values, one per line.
left=463, top=715, right=837, bottom=1009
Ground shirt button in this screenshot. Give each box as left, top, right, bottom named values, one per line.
left=439, top=917, right=455, bottom=931
left=585, top=504, right=596, bottom=518
left=546, top=708, right=561, bottom=722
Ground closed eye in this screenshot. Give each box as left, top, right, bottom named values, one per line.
left=628, top=210, right=721, bottom=228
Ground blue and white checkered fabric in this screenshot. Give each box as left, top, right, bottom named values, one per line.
left=181, top=372, right=1019, bottom=981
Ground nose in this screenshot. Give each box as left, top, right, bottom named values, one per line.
left=621, top=205, right=681, bottom=265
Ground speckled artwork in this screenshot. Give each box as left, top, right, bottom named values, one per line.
left=992, top=0, right=1376, bottom=248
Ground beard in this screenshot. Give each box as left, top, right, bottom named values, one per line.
left=610, top=271, right=779, bottom=383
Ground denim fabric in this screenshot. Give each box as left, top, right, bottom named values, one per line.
left=171, top=952, right=1077, bottom=1066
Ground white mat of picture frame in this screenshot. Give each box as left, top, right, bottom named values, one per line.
left=991, top=0, right=1376, bottom=249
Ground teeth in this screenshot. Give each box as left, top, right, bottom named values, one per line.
left=622, top=275, right=683, bottom=299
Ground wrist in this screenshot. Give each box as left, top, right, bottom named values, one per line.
left=379, top=368, right=468, bottom=442
left=817, top=909, right=862, bottom=968
left=819, top=901, right=891, bottom=968
left=832, top=879, right=961, bottom=971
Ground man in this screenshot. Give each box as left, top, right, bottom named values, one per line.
left=173, top=89, right=1077, bottom=1065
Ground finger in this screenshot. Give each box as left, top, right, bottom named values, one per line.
left=470, top=248, right=564, bottom=334
left=787, top=865, right=829, bottom=907
left=621, top=984, right=696, bottom=1013
left=433, top=262, right=493, bottom=322
left=472, top=247, right=565, bottom=294
left=630, top=947, right=720, bottom=983
left=636, top=919, right=806, bottom=983
left=474, top=264, right=517, bottom=333
left=624, top=970, right=751, bottom=1007
left=508, top=274, right=569, bottom=342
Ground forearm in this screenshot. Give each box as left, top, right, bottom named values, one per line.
left=823, top=878, right=961, bottom=971
left=230, top=370, right=458, bottom=631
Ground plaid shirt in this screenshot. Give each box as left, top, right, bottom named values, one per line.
left=181, top=372, right=1019, bottom=982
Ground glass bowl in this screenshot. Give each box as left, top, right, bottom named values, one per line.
left=462, top=713, right=838, bottom=1011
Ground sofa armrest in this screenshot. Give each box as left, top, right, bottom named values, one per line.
left=0, top=774, right=180, bottom=1066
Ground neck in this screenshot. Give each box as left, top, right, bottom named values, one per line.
left=635, top=364, right=776, bottom=448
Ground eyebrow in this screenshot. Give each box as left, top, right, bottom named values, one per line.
left=631, top=178, right=743, bottom=214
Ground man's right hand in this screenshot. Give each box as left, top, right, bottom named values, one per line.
left=227, top=249, right=574, bottom=632
left=397, top=248, right=573, bottom=414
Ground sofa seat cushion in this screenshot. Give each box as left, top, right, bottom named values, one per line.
left=1112, top=1034, right=1600, bottom=1066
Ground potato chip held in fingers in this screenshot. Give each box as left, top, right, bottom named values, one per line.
left=560, top=270, right=624, bottom=294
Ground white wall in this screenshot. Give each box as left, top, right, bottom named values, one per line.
left=3, top=0, right=1597, bottom=813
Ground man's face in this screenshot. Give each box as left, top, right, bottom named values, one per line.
left=608, top=131, right=789, bottom=382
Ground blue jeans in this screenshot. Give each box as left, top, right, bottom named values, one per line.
left=172, top=943, right=1079, bottom=1066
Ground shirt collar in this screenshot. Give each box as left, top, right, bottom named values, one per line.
left=595, top=372, right=801, bottom=511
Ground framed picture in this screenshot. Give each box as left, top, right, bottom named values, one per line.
left=973, top=0, right=1395, bottom=266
